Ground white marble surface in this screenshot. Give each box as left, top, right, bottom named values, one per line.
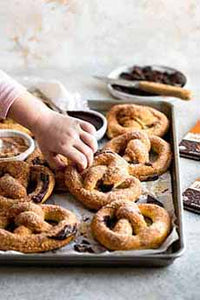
left=0, top=68, right=199, bottom=300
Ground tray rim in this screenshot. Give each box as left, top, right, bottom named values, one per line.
left=0, top=98, right=185, bottom=266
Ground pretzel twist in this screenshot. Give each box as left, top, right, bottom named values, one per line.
left=107, top=104, right=169, bottom=138
left=0, top=200, right=78, bottom=253
left=0, top=161, right=55, bottom=204
left=91, top=200, right=171, bottom=250
left=65, top=151, right=142, bottom=210
left=26, top=148, right=68, bottom=193
left=0, top=118, right=32, bottom=136
left=104, top=131, right=171, bottom=180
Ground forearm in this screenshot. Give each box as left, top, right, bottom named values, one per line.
left=8, top=91, right=51, bottom=133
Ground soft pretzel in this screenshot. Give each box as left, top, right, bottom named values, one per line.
left=0, top=118, right=32, bottom=136
left=107, top=104, right=169, bottom=138
left=91, top=200, right=171, bottom=250
left=0, top=161, right=55, bottom=204
left=0, top=200, right=78, bottom=253
left=65, top=150, right=142, bottom=210
left=26, top=148, right=68, bottom=193
left=103, top=131, right=171, bottom=180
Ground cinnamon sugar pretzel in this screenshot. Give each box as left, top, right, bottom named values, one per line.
left=0, top=118, right=32, bottom=136
left=104, top=131, right=171, bottom=180
left=65, top=150, right=142, bottom=210
left=91, top=200, right=171, bottom=250
left=0, top=161, right=55, bottom=204
left=0, top=200, right=78, bottom=253
left=107, top=104, right=169, bottom=138
left=26, top=148, right=68, bottom=193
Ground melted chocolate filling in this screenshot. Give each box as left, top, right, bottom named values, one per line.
left=97, top=179, right=114, bottom=193
left=31, top=173, right=49, bottom=203
left=67, top=111, right=103, bottom=130
left=94, top=149, right=114, bottom=157
left=103, top=215, right=117, bottom=229
left=32, top=157, right=49, bottom=167
left=49, top=224, right=77, bottom=240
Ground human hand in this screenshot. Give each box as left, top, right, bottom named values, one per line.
left=32, top=110, right=98, bottom=170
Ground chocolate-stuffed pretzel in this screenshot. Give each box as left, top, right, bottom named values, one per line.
left=103, top=131, right=171, bottom=180
left=0, top=161, right=55, bottom=204
left=26, top=147, right=68, bottom=193
left=107, top=104, right=169, bottom=138
left=91, top=200, right=171, bottom=250
left=0, top=200, right=78, bottom=253
left=65, top=150, right=142, bottom=210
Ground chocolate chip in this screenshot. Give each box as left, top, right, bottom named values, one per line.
left=147, top=195, right=164, bottom=207
left=144, top=162, right=153, bottom=167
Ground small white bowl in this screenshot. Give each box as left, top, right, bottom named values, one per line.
left=0, top=129, right=35, bottom=161
left=107, top=64, right=187, bottom=102
left=67, top=109, right=107, bottom=141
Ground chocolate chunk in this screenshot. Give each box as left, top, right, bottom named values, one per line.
left=183, top=188, right=200, bottom=213
left=120, top=72, right=134, bottom=81
left=179, top=140, right=200, bottom=160
left=146, top=195, right=164, bottom=207
left=49, top=224, right=77, bottom=240
left=144, top=162, right=153, bottom=167
left=74, top=244, right=94, bottom=253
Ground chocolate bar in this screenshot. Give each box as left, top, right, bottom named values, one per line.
left=179, top=120, right=200, bottom=160
left=183, top=179, right=200, bottom=213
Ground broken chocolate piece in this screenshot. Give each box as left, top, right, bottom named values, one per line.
left=49, top=224, right=77, bottom=240
left=183, top=179, right=200, bottom=213
left=74, top=244, right=95, bottom=253
left=147, top=195, right=164, bottom=207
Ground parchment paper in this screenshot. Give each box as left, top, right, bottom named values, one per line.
left=0, top=76, right=179, bottom=257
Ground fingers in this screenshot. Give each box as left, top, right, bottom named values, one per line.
left=62, top=147, right=88, bottom=170
left=80, top=121, right=96, bottom=135
left=74, top=140, right=94, bottom=167
left=42, top=151, right=66, bottom=170
left=80, top=131, right=98, bottom=153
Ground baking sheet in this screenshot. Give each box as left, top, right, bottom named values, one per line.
left=0, top=116, right=178, bottom=257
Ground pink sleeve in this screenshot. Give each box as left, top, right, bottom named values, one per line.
left=0, top=70, right=26, bottom=119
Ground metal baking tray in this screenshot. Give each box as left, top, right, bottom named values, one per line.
left=0, top=99, right=185, bottom=267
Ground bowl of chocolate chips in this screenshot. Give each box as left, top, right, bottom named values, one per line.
left=107, top=64, right=187, bottom=101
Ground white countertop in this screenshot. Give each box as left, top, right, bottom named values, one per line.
left=0, top=68, right=200, bottom=300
